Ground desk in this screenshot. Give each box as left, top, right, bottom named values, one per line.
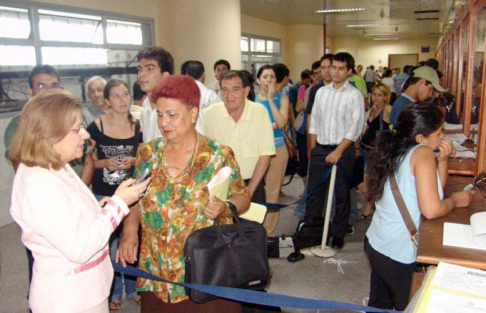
left=448, top=157, right=476, bottom=176
left=417, top=176, right=486, bottom=269
left=447, top=140, right=476, bottom=176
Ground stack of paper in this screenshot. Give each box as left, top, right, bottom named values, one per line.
left=411, top=262, right=486, bottom=312
left=443, top=212, right=486, bottom=250
left=207, top=166, right=267, bottom=223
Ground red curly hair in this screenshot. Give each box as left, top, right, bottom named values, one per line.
left=151, top=75, right=200, bottom=109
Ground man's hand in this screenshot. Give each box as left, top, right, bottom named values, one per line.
left=115, top=232, right=139, bottom=267
left=325, top=150, right=342, bottom=164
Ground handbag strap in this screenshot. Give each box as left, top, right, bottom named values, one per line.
left=389, top=174, right=418, bottom=238
left=379, top=108, right=384, bottom=132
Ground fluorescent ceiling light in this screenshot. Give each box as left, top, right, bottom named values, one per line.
left=373, top=38, right=399, bottom=40
left=316, top=8, right=365, bottom=14
left=364, top=33, right=394, bottom=36
left=347, top=24, right=380, bottom=28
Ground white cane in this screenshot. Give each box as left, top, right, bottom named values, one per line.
left=310, top=164, right=337, bottom=258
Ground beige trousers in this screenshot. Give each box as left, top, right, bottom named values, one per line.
left=263, top=145, right=289, bottom=236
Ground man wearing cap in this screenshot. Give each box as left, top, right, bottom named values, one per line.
left=389, top=66, right=446, bottom=125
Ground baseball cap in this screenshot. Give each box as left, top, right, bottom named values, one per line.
left=413, top=66, right=446, bottom=92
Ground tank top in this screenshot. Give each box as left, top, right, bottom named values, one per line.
left=255, top=92, right=284, bottom=148
left=87, top=119, right=142, bottom=196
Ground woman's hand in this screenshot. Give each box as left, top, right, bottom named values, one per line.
left=119, top=156, right=136, bottom=169
left=437, top=138, right=455, bottom=162
left=104, top=157, right=123, bottom=171
left=114, top=178, right=152, bottom=206
left=115, top=231, right=139, bottom=267
left=203, top=195, right=230, bottom=220
left=267, top=83, right=275, bottom=100
left=451, top=191, right=475, bottom=208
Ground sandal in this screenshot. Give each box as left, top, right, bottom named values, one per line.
left=359, top=213, right=372, bottom=221
left=109, top=300, right=121, bottom=311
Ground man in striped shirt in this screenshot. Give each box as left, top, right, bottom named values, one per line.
left=306, top=52, right=365, bottom=250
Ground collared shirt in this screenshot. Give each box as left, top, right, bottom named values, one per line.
left=140, top=97, right=163, bottom=143
left=203, top=100, right=275, bottom=180
left=82, top=105, right=106, bottom=127
left=194, top=80, right=220, bottom=135
left=389, top=93, right=416, bottom=125
left=309, top=81, right=365, bottom=145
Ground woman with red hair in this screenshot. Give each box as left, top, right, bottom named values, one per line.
left=117, top=75, right=250, bottom=312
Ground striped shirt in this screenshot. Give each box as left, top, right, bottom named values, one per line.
left=309, top=81, right=365, bottom=145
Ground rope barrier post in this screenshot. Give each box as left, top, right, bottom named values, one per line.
left=310, top=164, right=336, bottom=258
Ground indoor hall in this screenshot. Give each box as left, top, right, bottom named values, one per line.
left=1, top=0, right=486, bottom=312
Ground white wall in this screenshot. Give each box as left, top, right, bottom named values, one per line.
left=330, top=37, right=439, bottom=69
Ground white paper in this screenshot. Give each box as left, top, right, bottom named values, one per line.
left=445, top=133, right=468, bottom=142
left=444, top=123, right=463, bottom=130
left=443, top=212, right=486, bottom=250
left=453, top=151, right=476, bottom=158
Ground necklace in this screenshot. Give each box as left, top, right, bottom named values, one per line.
left=162, top=132, right=198, bottom=182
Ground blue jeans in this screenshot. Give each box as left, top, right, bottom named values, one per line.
left=94, top=194, right=138, bottom=301
left=110, top=229, right=138, bottom=301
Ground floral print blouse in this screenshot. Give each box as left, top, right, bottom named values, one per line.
left=134, top=133, right=247, bottom=303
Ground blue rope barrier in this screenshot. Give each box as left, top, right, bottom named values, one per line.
left=113, top=262, right=396, bottom=312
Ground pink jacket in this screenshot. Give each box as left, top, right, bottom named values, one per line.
left=10, top=164, right=129, bottom=312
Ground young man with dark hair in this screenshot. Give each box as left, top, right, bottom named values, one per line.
left=182, top=60, right=219, bottom=133
left=389, top=65, right=445, bottom=125
left=293, top=54, right=335, bottom=218
left=136, top=46, right=174, bottom=142
left=306, top=52, right=364, bottom=250
left=207, top=59, right=231, bottom=95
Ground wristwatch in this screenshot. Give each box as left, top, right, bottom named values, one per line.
left=225, top=201, right=238, bottom=216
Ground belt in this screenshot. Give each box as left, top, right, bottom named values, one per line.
left=317, top=143, right=338, bottom=149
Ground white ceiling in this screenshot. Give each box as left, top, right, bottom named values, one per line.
left=240, top=0, right=455, bottom=40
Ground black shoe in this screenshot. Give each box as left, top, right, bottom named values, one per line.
left=347, top=225, right=355, bottom=236
left=332, top=237, right=344, bottom=250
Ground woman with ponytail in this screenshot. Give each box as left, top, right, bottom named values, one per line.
left=364, top=103, right=474, bottom=310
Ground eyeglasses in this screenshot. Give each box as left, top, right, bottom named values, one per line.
left=34, top=82, right=62, bottom=90
left=71, top=122, right=87, bottom=135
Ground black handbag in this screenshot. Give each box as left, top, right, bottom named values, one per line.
left=184, top=210, right=270, bottom=303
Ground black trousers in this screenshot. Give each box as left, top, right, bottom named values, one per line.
left=296, top=133, right=308, bottom=178
left=305, top=144, right=355, bottom=238
left=364, top=237, right=416, bottom=310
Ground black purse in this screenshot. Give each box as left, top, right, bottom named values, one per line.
left=184, top=209, right=270, bottom=303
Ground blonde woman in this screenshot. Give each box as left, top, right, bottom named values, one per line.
left=358, top=83, right=392, bottom=220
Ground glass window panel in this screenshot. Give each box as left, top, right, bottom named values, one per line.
left=251, top=38, right=265, bottom=52
left=39, top=9, right=103, bottom=44
left=472, top=8, right=486, bottom=126
left=0, top=45, right=35, bottom=65
left=267, top=40, right=280, bottom=53
left=41, top=47, right=107, bottom=65
left=107, top=19, right=142, bottom=45
left=0, top=6, right=30, bottom=39
left=240, top=37, right=249, bottom=52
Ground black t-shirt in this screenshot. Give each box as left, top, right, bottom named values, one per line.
left=87, top=119, right=142, bottom=196
left=305, top=81, right=324, bottom=115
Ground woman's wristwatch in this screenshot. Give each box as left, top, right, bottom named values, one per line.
left=225, top=201, right=237, bottom=216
